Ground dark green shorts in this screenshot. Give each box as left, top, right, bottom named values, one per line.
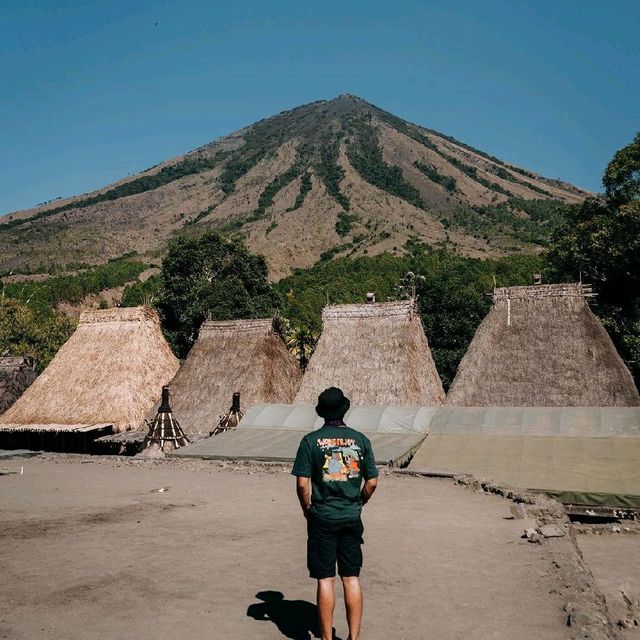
left=306, top=513, right=364, bottom=579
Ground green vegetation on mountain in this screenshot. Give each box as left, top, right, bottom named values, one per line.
left=219, top=150, right=268, bottom=195
left=414, top=161, right=457, bottom=192
left=319, top=242, right=356, bottom=262
left=288, top=172, right=313, bottom=212
left=1, top=154, right=226, bottom=230
left=316, top=141, right=350, bottom=210
left=437, top=152, right=512, bottom=196
left=2, top=255, right=147, bottom=314
left=253, top=165, right=302, bottom=220
left=346, top=118, right=426, bottom=210
left=450, top=197, right=569, bottom=245
left=335, top=212, right=359, bottom=237
left=509, top=165, right=541, bottom=181
left=489, top=165, right=516, bottom=182
left=441, top=197, right=569, bottom=246
left=507, top=175, right=554, bottom=197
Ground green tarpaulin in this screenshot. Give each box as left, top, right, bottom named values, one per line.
left=171, top=404, right=437, bottom=465
left=409, top=407, right=640, bottom=508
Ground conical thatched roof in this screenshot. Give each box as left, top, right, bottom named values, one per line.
left=0, top=357, right=37, bottom=415
left=160, top=318, right=302, bottom=434
left=295, top=299, right=445, bottom=406
left=446, top=284, right=640, bottom=407
left=0, top=307, right=179, bottom=432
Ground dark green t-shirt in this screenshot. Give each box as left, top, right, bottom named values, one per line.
left=292, top=422, right=379, bottom=522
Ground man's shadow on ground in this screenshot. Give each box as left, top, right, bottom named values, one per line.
left=247, top=590, right=342, bottom=640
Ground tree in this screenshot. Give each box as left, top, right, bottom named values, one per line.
left=277, top=245, right=541, bottom=389
left=278, top=318, right=318, bottom=371
left=545, top=131, right=640, bottom=386
left=603, top=132, right=640, bottom=206
left=156, top=231, right=279, bottom=357
left=0, top=298, right=75, bottom=372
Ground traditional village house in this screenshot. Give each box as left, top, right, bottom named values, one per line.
left=0, top=307, right=179, bottom=450
left=446, top=283, right=639, bottom=406
left=410, top=284, right=640, bottom=509
left=159, top=318, right=302, bottom=435
left=295, top=299, right=445, bottom=406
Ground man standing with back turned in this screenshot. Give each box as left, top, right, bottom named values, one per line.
left=292, top=387, right=379, bottom=640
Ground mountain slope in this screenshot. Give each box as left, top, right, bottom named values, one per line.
left=0, top=95, right=590, bottom=279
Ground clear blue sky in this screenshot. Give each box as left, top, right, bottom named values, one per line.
left=1, top=0, right=638, bottom=214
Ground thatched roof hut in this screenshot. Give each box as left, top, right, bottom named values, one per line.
left=0, top=307, right=179, bottom=433
left=160, top=318, right=302, bottom=434
left=295, top=300, right=445, bottom=406
left=0, top=357, right=37, bottom=415
left=446, top=284, right=640, bottom=407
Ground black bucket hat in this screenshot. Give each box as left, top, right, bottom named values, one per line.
left=315, top=387, right=351, bottom=420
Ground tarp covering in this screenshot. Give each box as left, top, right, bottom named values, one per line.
left=409, top=407, right=640, bottom=507
left=171, top=404, right=438, bottom=465
left=235, top=404, right=437, bottom=434
left=429, top=406, right=640, bottom=437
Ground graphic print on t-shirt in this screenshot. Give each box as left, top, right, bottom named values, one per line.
left=317, top=437, right=362, bottom=482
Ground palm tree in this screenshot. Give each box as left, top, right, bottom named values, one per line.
left=284, top=323, right=318, bottom=372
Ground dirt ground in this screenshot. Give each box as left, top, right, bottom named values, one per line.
left=577, top=534, right=640, bottom=638
left=0, top=455, right=583, bottom=640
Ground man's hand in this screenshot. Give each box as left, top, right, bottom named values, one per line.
left=295, top=476, right=312, bottom=517
left=361, top=477, right=378, bottom=505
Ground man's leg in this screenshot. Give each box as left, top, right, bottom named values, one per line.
left=342, top=576, right=363, bottom=640
left=336, top=518, right=365, bottom=640
left=317, top=577, right=335, bottom=640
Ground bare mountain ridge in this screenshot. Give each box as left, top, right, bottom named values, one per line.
left=1, top=95, right=590, bottom=279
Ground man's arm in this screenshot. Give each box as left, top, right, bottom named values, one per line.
left=292, top=437, right=312, bottom=518
left=361, top=477, right=377, bottom=505
left=295, top=476, right=312, bottom=516
left=361, top=436, right=379, bottom=506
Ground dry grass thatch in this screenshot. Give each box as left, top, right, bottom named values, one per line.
left=0, top=307, right=179, bottom=432
left=0, top=357, right=37, bottom=416
left=161, top=318, right=302, bottom=434
left=446, top=283, right=640, bottom=406
left=295, top=299, right=445, bottom=406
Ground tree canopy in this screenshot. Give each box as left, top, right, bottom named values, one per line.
left=603, top=132, right=640, bottom=206
left=156, top=231, right=279, bottom=358
left=0, top=298, right=75, bottom=372
left=545, top=131, right=640, bottom=386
